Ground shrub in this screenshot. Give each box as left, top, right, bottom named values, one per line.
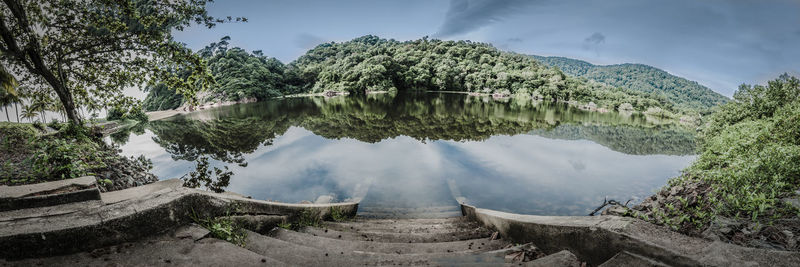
left=107, top=106, right=126, bottom=121
left=127, top=105, right=149, bottom=122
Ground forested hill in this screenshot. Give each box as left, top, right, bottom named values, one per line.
left=145, top=35, right=679, bottom=114
left=531, top=56, right=728, bottom=111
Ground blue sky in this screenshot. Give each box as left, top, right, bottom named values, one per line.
left=173, top=0, right=800, bottom=97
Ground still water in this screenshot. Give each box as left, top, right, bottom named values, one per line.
left=110, top=93, right=696, bottom=216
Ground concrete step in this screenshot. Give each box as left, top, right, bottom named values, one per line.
left=323, top=219, right=487, bottom=234
left=357, top=210, right=463, bottom=219
left=4, top=229, right=287, bottom=266
left=598, top=251, right=668, bottom=267
left=358, top=205, right=462, bottom=213
left=222, top=215, right=287, bottom=235
left=357, top=204, right=462, bottom=218
left=244, top=230, right=510, bottom=266
left=520, top=250, right=582, bottom=267
left=270, top=227, right=508, bottom=254
left=0, top=176, right=100, bottom=212
left=338, top=217, right=470, bottom=225
left=300, top=225, right=493, bottom=243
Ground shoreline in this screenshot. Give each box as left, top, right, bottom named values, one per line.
left=145, top=91, right=693, bottom=127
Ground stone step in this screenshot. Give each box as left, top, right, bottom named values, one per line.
left=339, top=217, right=470, bottom=225
left=520, top=250, right=582, bottom=267
left=0, top=200, right=104, bottom=222
left=357, top=210, right=463, bottom=219
left=3, top=230, right=287, bottom=266
left=300, top=225, right=493, bottom=243
left=358, top=205, right=462, bottom=213
left=270, top=227, right=508, bottom=254
left=323, top=219, right=488, bottom=234
left=0, top=176, right=100, bottom=212
left=598, top=251, right=668, bottom=267
left=244, top=230, right=510, bottom=266
left=222, top=215, right=287, bottom=235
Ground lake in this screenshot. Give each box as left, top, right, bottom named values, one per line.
left=109, top=92, right=696, bottom=217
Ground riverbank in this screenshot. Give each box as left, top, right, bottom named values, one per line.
left=0, top=122, right=156, bottom=192
left=146, top=90, right=694, bottom=127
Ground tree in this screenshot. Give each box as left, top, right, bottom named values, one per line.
left=0, top=0, right=239, bottom=125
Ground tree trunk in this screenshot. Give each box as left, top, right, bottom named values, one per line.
left=0, top=0, right=81, bottom=125
left=14, top=102, right=19, bottom=122
left=3, top=106, right=8, bottom=122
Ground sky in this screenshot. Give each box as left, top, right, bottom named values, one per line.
left=171, top=0, right=800, bottom=97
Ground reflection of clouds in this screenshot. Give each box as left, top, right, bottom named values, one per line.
left=437, top=135, right=695, bottom=215
left=225, top=128, right=449, bottom=205
left=114, top=130, right=196, bottom=180
left=115, top=127, right=694, bottom=216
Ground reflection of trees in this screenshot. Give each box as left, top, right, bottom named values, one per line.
left=144, top=93, right=697, bottom=165
left=529, top=124, right=697, bottom=156
left=149, top=117, right=295, bottom=165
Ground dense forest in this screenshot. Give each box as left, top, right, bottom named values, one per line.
left=143, top=36, right=294, bottom=111
left=532, top=56, right=728, bottom=112
left=145, top=36, right=688, bottom=114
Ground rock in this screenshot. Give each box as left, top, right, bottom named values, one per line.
left=782, top=198, right=800, bottom=210
left=601, top=205, right=629, bottom=216
left=173, top=224, right=210, bottom=241
left=783, top=230, right=796, bottom=249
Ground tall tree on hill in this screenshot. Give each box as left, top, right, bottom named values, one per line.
left=0, top=0, right=241, bottom=125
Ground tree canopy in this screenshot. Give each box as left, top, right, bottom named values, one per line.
left=532, top=56, right=729, bottom=113
left=147, top=35, right=682, bottom=113
left=0, top=0, right=238, bottom=124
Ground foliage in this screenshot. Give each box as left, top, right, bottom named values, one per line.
left=143, top=36, right=292, bottom=111
left=190, top=209, right=247, bottom=247
left=0, top=0, right=240, bottom=123
left=144, top=35, right=682, bottom=112
left=107, top=104, right=148, bottom=123
left=32, top=138, right=105, bottom=180
left=532, top=56, right=729, bottom=113
left=329, top=206, right=349, bottom=222
left=635, top=74, right=800, bottom=232
left=285, top=36, right=668, bottom=112
left=0, top=122, right=145, bottom=185
left=142, top=83, right=184, bottom=111
left=181, top=156, right=233, bottom=193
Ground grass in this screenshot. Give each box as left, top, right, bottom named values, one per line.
left=329, top=206, right=349, bottom=222
left=190, top=209, right=247, bottom=247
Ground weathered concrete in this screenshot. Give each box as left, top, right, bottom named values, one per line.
left=461, top=203, right=800, bottom=266
left=270, top=227, right=508, bottom=254
left=224, top=215, right=287, bottom=234
left=3, top=225, right=287, bottom=266
left=244, top=229, right=511, bottom=266
left=598, top=251, right=668, bottom=267
left=522, top=250, right=581, bottom=267
left=0, top=176, right=100, bottom=212
left=301, top=225, right=493, bottom=243
left=0, top=178, right=358, bottom=259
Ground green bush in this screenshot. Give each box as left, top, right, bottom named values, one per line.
left=127, top=105, right=149, bottom=122
left=107, top=106, right=126, bottom=121
left=648, top=74, right=800, bottom=229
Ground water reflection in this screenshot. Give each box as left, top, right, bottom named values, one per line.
left=111, top=93, right=696, bottom=216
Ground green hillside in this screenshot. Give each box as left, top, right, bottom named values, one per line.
left=532, top=56, right=728, bottom=112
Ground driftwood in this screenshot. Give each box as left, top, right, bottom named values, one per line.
left=588, top=196, right=632, bottom=216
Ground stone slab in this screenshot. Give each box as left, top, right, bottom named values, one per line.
left=0, top=176, right=96, bottom=198
left=0, top=176, right=100, bottom=212
left=0, top=178, right=358, bottom=259
left=461, top=203, right=800, bottom=267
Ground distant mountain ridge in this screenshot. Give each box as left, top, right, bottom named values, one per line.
left=531, top=55, right=728, bottom=111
